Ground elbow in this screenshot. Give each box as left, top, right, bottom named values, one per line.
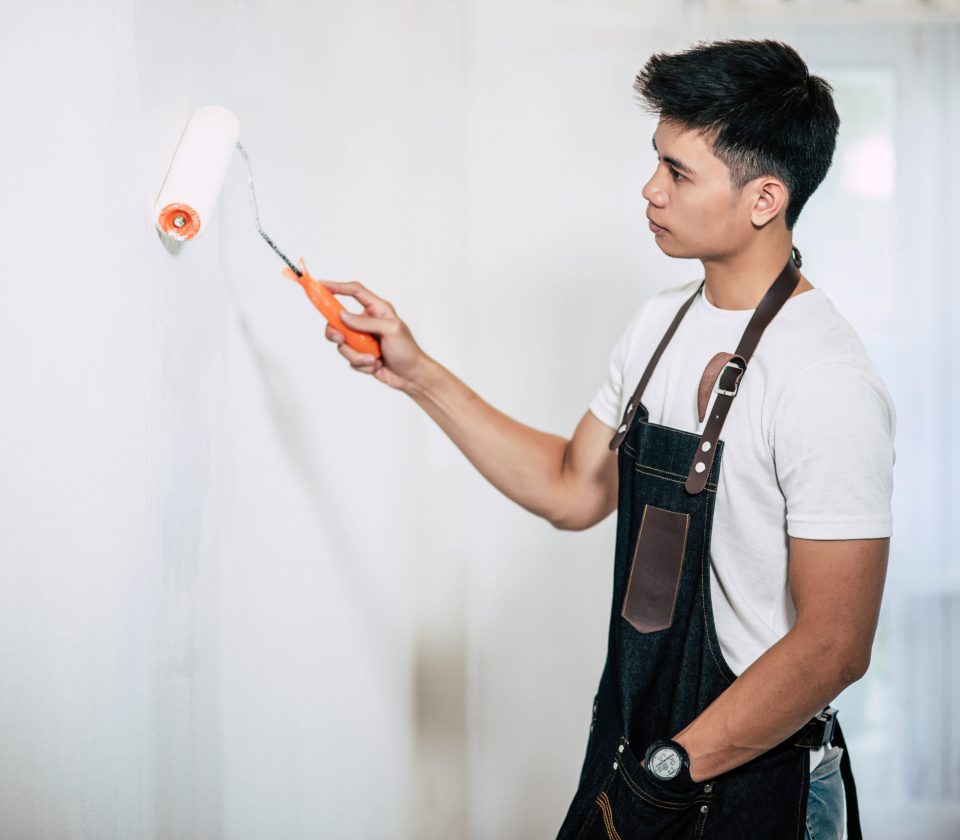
left=797, top=628, right=873, bottom=689
left=548, top=505, right=590, bottom=531
left=546, top=488, right=577, bottom=531
left=840, top=651, right=870, bottom=685
left=549, top=512, right=577, bottom=531
left=836, top=649, right=872, bottom=686
left=550, top=503, right=613, bottom=532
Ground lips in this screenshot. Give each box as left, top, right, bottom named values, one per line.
left=646, top=213, right=668, bottom=232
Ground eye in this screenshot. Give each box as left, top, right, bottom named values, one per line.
left=669, top=167, right=684, bottom=182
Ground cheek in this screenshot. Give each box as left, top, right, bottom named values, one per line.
left=670, top=193, right=709, bottom=229
left=686, top=189, right=732, bottom=226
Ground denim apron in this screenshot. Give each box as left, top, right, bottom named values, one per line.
left=556, top=249, right=862, bottom=840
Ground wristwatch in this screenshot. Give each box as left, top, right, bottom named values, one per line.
left=644, top=739, right=693, bottom=790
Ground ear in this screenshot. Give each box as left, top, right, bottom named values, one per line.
left=749, top=177, right=789, bottom=228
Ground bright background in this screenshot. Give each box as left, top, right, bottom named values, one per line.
left=1, top=1, right=957, bottom=838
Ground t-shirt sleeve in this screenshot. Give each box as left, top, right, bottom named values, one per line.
left=773, top=358, right=896, bottom=540
left=588, top=314, right=637, bottom=430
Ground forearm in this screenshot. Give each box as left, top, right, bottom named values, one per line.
left=672, top=626, right=865, bottom=781
left=403, top=355, right=569, bottom=523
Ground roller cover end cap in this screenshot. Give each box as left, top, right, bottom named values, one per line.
left=157, top=203, right=201, bottom=240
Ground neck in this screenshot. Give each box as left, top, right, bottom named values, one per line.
left=701, top=238, right=803, bottom=311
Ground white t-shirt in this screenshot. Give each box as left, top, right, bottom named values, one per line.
left=589, top=278, right=896, bottom=678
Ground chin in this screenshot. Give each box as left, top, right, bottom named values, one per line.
left=655, top=237, right=707, bottom=262
left=654, top=237, right=686, bottom=258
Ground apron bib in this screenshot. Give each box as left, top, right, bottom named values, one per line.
left=556, top=248, right=862, bottom=840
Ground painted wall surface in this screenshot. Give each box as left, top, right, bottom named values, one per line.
left=1, top=1, right=954, bottom=839
left=0, top=1, right=437, bottom=837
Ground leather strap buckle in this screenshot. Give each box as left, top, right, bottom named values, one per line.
left=715, top=359, right=746, bottom=397
left=795, top=706, right=838, bottom=749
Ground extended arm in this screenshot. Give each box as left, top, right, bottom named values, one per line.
left=403, top=358, right=619, bottom=530
left=671, top=536, right=889, bottom=781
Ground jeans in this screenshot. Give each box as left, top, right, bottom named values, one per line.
left=805, top=745, right=846, bottom=840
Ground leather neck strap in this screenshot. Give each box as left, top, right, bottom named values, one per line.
left=609, top=246, right=803, bottom=496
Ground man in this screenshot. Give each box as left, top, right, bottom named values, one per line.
left=320, top=39, right=894, bottom=840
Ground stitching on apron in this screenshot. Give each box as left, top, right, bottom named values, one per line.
left=699, top=502, right=734, bottom=686
left=633, top=465, right=718, bottom=493
left=696, top=805, right=709, bottom=838
left=623, top=445, right=721, bottom=490
left=666, top=514, right=692, bottom=632
left=595, top=790, right=623, bottom=840
left=795, top=749, right=808, bottom=840
left=617, top=761, right=707, bottom=811
left=634, top=461, right=709, bottom=485
left=636, top=418, right=707, bottom=442
left=579, top=765, right=622, bottom=840
left=634, top=461, right=687, bottom=480
left=621, top=505, right=649, bottom=630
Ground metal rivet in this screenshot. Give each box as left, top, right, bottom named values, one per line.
left=694, top=461, right=706, bottom=474
left=704, top=783, right=712, bottom=793
left=700, top=805, right=709, bottom=814
left=618, top=424, right=627, bottom=434
left=612, top=760, right=619, bottom=770
left=618, top=744, right=625, bottom=753
left=701, top=441, right=711, bottom=452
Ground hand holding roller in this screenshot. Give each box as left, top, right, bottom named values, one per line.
left=282, top=259, right=382, bottom=358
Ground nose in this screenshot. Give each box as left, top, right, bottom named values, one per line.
left=642, top=172, right=667, bottom=207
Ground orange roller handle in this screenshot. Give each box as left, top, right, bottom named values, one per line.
left=282, top=259, right=382, bottom=359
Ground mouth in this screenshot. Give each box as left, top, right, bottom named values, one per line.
left=647, top=216, right=668, bottom=234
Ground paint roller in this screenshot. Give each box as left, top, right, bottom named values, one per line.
left=153, top=105, right=381, bottom=358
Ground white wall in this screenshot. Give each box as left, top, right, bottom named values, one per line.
left=1, top=2, right=956, bottom=839
left=1, top=1, right=439, bottom=836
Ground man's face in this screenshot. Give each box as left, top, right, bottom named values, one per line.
left=642, top=119, right=757, bottom=260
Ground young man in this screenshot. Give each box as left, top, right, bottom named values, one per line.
left=321, top=39, right=894, bottom=840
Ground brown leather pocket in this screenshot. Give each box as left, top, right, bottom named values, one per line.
left=621, top=505, right=690, bottom=633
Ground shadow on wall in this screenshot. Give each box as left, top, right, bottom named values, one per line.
left=215, top=251, right=396, bottom=663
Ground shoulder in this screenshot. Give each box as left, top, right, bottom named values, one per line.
left=762, top=287, right=886, bottom=383
left=769, top=291, right=896, bottom=438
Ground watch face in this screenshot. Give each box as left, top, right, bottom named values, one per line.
left=649, top=746, right=681, bottom=780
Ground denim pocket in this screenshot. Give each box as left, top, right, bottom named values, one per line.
left=593, top=741, right=710, bottom=839
left=806, top=746, right=845, bottom=839
left=621, top=504, right=690, bottom=633
left=810, top=744, right=844, bottom=783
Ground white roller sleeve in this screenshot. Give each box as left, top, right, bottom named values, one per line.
left=154, top=105, right=240, bottom=240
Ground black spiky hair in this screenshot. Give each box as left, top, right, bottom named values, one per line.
left=634, top=39, right=840, bottom=230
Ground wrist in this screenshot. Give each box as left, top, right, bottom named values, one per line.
left=401, top=354, right=441, bottom=398
left=644, top=739, right=696, bottom=790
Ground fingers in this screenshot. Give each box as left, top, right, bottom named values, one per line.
left=343, top=344, right=383, bottom=374
left=325, top=322, right=382, bottom=374
left=337, top=310, right=396, bottom=336
left=320, top=279, right=394, bottom=319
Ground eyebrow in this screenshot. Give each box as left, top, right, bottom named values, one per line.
left=651, top=137, right=696, bottom=176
